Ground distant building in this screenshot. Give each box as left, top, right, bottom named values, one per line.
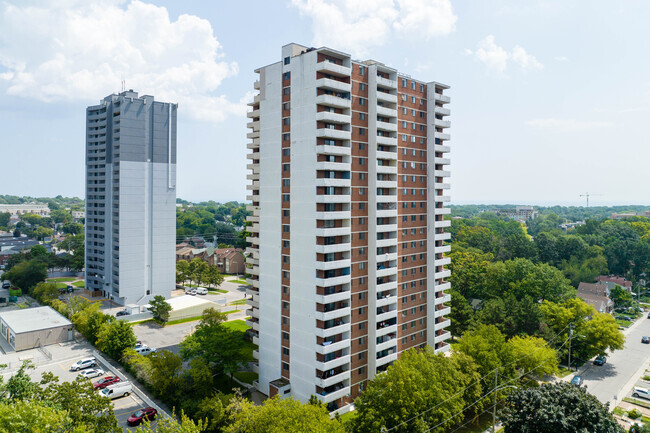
left=204, top=248, right=245, bottom=275
left=577, top=282, right=613, bottom=313
left=611, top=213, right=639, bottom=220
left=560, top=221, right=585, bottom=231
left=491, top=206, right=538, bottom=222
left=0, top=203, right=50, bottom=217
left=71, top=210, right=85, bottom=221
left=85, top=90, right=177, bottom=305
left=595, top=275, right=633, bottom=292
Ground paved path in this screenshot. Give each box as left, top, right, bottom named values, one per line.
left=570, top=316, right=650, bottom=408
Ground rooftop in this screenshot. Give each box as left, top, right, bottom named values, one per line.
left=0, top=306, right=72, bottom=334
left=165, top=295, right=214, bottom=311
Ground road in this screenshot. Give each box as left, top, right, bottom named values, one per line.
left=576, top=316, right=650, bottom=407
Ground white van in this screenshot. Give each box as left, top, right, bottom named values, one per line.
left=196, top=287, right=208, bottom=295
left=135, top=346, right=156, bottom=356
left=100, top=382, right=132, bottom=399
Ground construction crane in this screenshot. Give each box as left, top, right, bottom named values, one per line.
left=579, top=192, right=603, bottom=207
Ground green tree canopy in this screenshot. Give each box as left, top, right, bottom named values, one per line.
left=149, top=295, right=173, bottom=324
left=96, top=318, right=138, bottom=359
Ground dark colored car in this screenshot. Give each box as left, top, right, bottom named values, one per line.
left=1, top=281, right=9, bottom=289
left=642, top=336, right=650, bottom=344
left=593, top=356, right=606, bottom=366
left=647, top=312, right=650, bottom=319
left=93, top=376, right=121, bottom=390
left=116, top=310, right=129, bottom=317
left=570, top=375, right=584, bottom=386
left=127, top=407, right=157, bottom=426
left=66, top=286, right=74, bottom=293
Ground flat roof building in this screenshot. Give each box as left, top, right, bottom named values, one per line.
left=0, top=306, right=73, bottom=351
left=245, top=43, right=452, bottom=411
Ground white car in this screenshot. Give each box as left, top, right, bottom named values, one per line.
left=196, top=287, right=208, bottom=295
left=70, top=357, right=97, bottom=371
left=135, top=346, right=156, bottom=356
left=79, top=368, right=105, bottom=379
left=633, top=387, right=650, bottom=400
left=185, top=287, right=197, bottom=295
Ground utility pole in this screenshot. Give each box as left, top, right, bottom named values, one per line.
left=568, top=324, right=573, bottom=371
left=492, top=368, right=498, bottom=433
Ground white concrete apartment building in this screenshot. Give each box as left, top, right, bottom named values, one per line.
left=0, top=204, right=50, bottom=216
left=85, top=90, right=177, bottom=305
left=245, top=44, right=452, bottom=411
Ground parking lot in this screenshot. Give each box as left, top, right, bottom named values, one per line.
left=1, top=346, right=159, bottom=431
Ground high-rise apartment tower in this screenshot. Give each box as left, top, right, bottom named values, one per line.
left=85, top=90, right=177, bottom=306
left=246, top=44, right=451, bottom=411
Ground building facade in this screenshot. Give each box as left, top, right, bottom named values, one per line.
left=0, top=203, right=50, bottom=216
left=245, top=44, right=451, bottom=410
left=85, top=90, right=177, bottom=305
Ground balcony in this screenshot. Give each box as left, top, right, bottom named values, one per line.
left=434, top=93, right=451, bottom=104
left=434, top=144, right=451, bottom=153
left=315, top=226, right=349, bottom=238
left=315, top=242, right=351, bottom=255
left=435, top=282, right=451, bottom=292
left=435, top=293, right=452, bottom=305
left=434, top=343, right=451, bottom=355
left=316, top=111, right=349, bottom=124
left=315, top=290, right=350, bottom=305
left=317, top=370, right=351, bottom=389
left=376, top=337, right=397, bottom=353
left=316, top=384, right=351, bottom=404
left=315, top=306, right=351, bottom=322
left=433, top=119, right=451, bottom=128
left=437, top=132, right=451, bottom=141
left=435, top=319, right=451, bottom=331
left=434, top=106, right=450, bottom=116
left=376, top=76, right=397, bottom=89
left=316, top=128, right=351, bottom=141
left=437, top=157, right=451, bottom=166
left=376, top=194, right=397, bottom=204
left=254, top=80, right=260, bottom=90
left=434, top=232, right=451, bottom=242
left=376, top=150, right=397, bottom=161
left=315, top=322, right=351, bottom=339
left=316, top=94, right=351, bottom=110
left=316, top=61, right=351, bottom=77
left=376, top=294, right=397, bottom=309
left=315, top=161, right=349, bottom=172
left=377, top=91, right=398, bottom=104
left=376, top=135, right=397, bottom=146
left=315, top=177, right=351, bottom=188
left=376, top=180, right=396, bottom=189
left=434, top=269, right=451, bottom=280
left=315, top=274, right=350, bottom=287
left=376, top=351, right=398, bottom=367
left=376, top=324, right=398, bottom=338
left=377, top=105, right=397, bottom=118
left=377, top=164, right=397, bottom=175
left=376, top=121, right=397, bottom=132
left=315, top=211, right=350, bottom=220
left=316, top=194, right=349, bottom=204
left=376, top=238, right=397, bottom=248
left=434, top=170, right=451, bottom=178
left=316, top=78, right=351, bottom=93
left=434, top=306, right=451, bottom=318
left=316, top=354, right=350, bottom=372
left=247, top=131, right=259, bottom=139
left=376, top=309, right=397, bottom=323
left=437, top=331, right=452, bottom=342
left=247, top=109, right=260, bottom=119
left=315, top=258, right=351, bottom=272
left=434, top=207, right=451, bottom=215
left=376, top=208, right=398, bottom=218
left=376, top=266, right=397, bottom=279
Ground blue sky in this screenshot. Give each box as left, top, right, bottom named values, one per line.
left=1, top=0, right=648, bottom=206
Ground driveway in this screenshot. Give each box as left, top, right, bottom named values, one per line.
left=573, top=316, right=650, bottom=407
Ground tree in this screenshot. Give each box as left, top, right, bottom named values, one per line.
left=96, top=319, right=138, bottom=359
left=205, top=265, right=224, bottom=289
left=190, top=258, right=209, bottom=286
left=134, top=411, right=204, bottom=433
left=147, top=350, right=184, bottom=401
left=177, top=260, right=190, bottom=286
left=610, top=286, right=634, bottom=309
left=180, top=308, right=248, bottom=379
left=507, top=335, right=558, bottom=378
left=540, top=299, right=625, bottom=364
left=149, top=295, right=173, bottom=324
left=351, top=349, right=482, bottom=433
left=2, top=259, right=47, bottom=291
left=225, top=395, right=345, bottom=433
left=448, top=289, right=474, bottom=337
left=73, top=304, right=114, bottom=345
left=195, top=393, right=230, bottom=433
left=0, top=400, right=75, bottom=433
left=0, top=212, right=10, bottom=229
left=501, top=382, right=623, bottom=433
left=32, top=282, right=59, bottom=304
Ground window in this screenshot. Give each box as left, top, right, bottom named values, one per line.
left=411, top=81, right=416, bottom=90
left=359, top=112, right=366, bottom=120
left=402, top=121, right=407, bottom=128
left=359, top=292, right=366, bottom=300
left=359, top=82, right=366, bottom=91
left=359, top=143, right=365, bottom=150
left=283, top=102, right=290, bottom=110
left=283, top=331, right=289, bottom=340
left=402, top=78, right=407, bottom=87
left=359, top=307, right=365, bottom=315
left=283, top=72, right=290, bottom=80
left=283, top=362, right=289, bottom=370
left=421, top=98, right=425, bottom=105
left=402, top=134, right=407, bottom=142
left=402, top=94, right=407, bottom=101
left=359, top=262, right=366, bottom=270
left=283, top=148, right=290, bottom=156
left=359, top=323, right=365, bottom=331
left=402, top=107, right=407, bottom=115
left=359, top=232, right=365, bottom=240
left=411, top=136, right=416, bottom=143
left=359, top=218, right=366, bottom=225
left=283, top=163, right=290, bottom=171
left=283, top=240, right=290, bottom=248
left=359, top=203, right=365, bottom=210
left=282, top=222, right=289, bottom=229
left=359, top=65, right=365, bottom=76
left=420, top=84, right=425, bottom=92
left=359, top=188, right=366, bottom=196
left=359, top=97, right=366, bottom=106
left=359, top=128, right=366, bottom=136
left=283, top=133, right=290, bottom=141
left=283, top=117, right=290, bottom=125
left=283, top=347, right=290, bottom=356
left=359, top=173, right=365, bottom=180
left=411, top=96, right=416, bottom=103
left=359, top=157, right=366, bottom=165
left=420, top=111, right=425, bottom=118
left=283, top=87, right=290, bottom=95
left=283, top=179, right=290, bottom=186
left=283, top=210, right=290, bottom=217
left=359, top=337, right=365, bottom=345
left=284, top=57, right=290, bottom=65
left=359, top=352, right=365, bottom=360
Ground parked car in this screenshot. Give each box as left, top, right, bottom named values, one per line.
left=633, top=387, right=650, bottom=400
left=135, top=341, right=145, bottom=349
left=593, top=356, right=607, bottom=366
left=2, top=281, right=10, bottom=289
left=135, top=346, right=156, bottom=356
left=66, top=286, right=74, bottom=293
left=70, top=357, right=97, bottom=371
left=185, top=287, right=197, bottom=295
left=647, top=312, right=650, bottom=319
left=127, top=407, right=158, bottom=426
left=570, top=375, right=584, bottom=386
left=79, top=368, right=105, bottom=379
left=642, top=336, right=650, bottom=344
left=100, top=382, right=132, bottom=399
left=94, top=376, right=121, bottom=390
left=116, top=310, right=129, bottom=317
left=196, top=287, right=208, bottom=295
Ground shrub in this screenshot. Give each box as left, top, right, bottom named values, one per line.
left=628, top=409, right=642, bottom=419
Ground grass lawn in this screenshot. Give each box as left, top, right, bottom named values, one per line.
left=222, top=319, right=251, bottom=333
left=47, top=277, right=75, bottom=283
left=616, top=319, right=633, bottom=328
left=339, top=411, right=357, bottom=423
left=130, top=319, right=154, bottom=326
left=230, top=279, right=249, bottom=285
left=233, top=371, right=258, bottom=384
left=54, top=283, right=68, bottom=289
left=556, top=367, right=573, bottom=378
left=229, top=299, right=247, bottom=305
left=221, top=309, right=240, bottom=315
left=165, top=316, right=203, bottom=326
left=72, top=281, right=85, bottom=288
left=624, top=397, right=650, bottom=409
left=208, top=288, right=228, bottom=294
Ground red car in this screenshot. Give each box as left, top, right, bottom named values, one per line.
left=93, top=376, right=120, bottom=390
left=127, top=407, right=158, bottom=426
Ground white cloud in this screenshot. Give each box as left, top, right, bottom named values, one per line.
left=0, top=0, right=242, bottom=122
left=467, top=35, right=542, bottom=73
left=290, top=0, right=456, bottom=57
left=525, top=118, right=614, bottom=133
left=511, top=45, right=543, bottom=70
left=554, top=56, right=569, bottom=62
